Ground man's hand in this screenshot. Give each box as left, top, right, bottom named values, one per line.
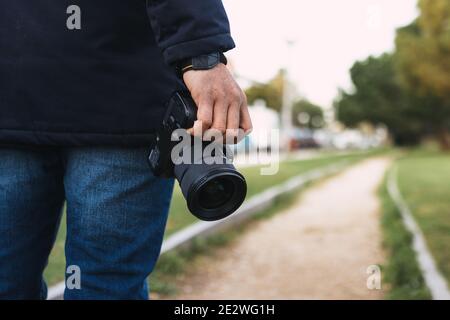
left=183, top=64, right=252, bottom=144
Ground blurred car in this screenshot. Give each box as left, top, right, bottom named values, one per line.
left=290, top=128, right=320, bottom=150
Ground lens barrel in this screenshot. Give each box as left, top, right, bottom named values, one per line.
left=174, top=160, right=247, bottom=221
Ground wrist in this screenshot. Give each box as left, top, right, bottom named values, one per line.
left=176, top=52, right=227, bottom=78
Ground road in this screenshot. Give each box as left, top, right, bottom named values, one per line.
left=169, top=158, right=391, bottom=299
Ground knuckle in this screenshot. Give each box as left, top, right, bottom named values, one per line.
left=211, top=85, right=223, bottom=96
left=200, top=118, right=212, bottom=127
left=227, top=128, right=240, bottom=138
left=215, top=102, right=228, bottom=112
left=197, top=110, right=212, bottom=120
left=242, top=91, right=248, bottom=104
left=213, top=124, right=227, bottom=133
left=192, top=91, right=203, bottom=101
left=230, top=86, right=241, bottom=99
left=219, top=90, right=228, bottom=102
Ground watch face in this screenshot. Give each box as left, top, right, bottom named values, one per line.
left=192, top=53, right=220, bottom=70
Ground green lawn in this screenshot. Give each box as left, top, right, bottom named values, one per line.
left=381, top=148, right=450, bottom=299
left=44, top=150, right=373, bottom=286
left=380, top=173, right=431, bottom=300
left=396, top=150, right=450, bottom=284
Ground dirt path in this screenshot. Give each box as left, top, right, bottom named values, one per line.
left=171, top=158, right=391, bottom=300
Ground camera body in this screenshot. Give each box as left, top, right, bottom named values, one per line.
left=148, top=92, right=197, bottom=178
left=148, top=92, right=247, bottom=221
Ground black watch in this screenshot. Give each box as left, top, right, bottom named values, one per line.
left=177, top=52, right=227, bottom=77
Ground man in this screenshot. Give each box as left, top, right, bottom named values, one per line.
left=0, top=0, right=252, bottom=299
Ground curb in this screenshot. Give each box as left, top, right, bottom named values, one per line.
left=387, top=166, right=450, bottom=300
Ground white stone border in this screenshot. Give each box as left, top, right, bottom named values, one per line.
left=387, top=166, right=450, bottom=300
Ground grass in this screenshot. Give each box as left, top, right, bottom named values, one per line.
left=380, top=147, right=450, bottom=299
left=43, top=150, right=376, bottom=286
left=395, top=149, right=450, bottom=286
left=379, top=172, right=431, bottom=300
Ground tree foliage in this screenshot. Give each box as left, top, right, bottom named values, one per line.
left=246, top=70, right=324, bottom=129
left=245, top=70, right=285, bottom=112
left=396, top=0, right=450, bottom=101
left=335, top=54, right=429, bottom=145
left=336, top=0, right=450, bottom=148
left=395, top=0, right=450, bottom=148
left=292, top=100, right=324, bottom=129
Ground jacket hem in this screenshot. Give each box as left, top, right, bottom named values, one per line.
left=0, top=128, right=157, bottom=148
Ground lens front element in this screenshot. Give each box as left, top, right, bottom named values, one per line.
left=182, top=167, right=247, bottom=221
left=198, top=177, right=235, bottom=210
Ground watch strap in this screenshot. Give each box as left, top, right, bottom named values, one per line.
left=178, top=52, right=227, bottom=77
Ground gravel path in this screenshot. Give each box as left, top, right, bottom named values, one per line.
left=171, top=158, right=391, bottom=300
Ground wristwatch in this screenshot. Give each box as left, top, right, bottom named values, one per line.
left=177, top=52, right=227, bottom=77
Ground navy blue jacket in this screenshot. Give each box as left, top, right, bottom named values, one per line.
left=0, top=0, right=235, bottom=146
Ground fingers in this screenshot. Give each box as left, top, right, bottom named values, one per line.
left=188, top=95, right=213, bottom=137
left=196, top=93, right=250, bottom=144
left=212, top=100, right=228, bottom=135
left=239, top=94, right=253, bottom=134
left=204, top=99, right=231, bottom=142
left=226, top=102, right=240, bottom=143
left=183, top=65, right=253, bottom=144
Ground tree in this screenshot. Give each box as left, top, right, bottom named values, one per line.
left=395, top=0, right=450, bottom=148
left=292, top=100, right=324, bottom=129
left=245, top=70, right=285, bottom=112
left=335, top=54, right=428, bottom=145
left=245, top=70, right=324, bottom=129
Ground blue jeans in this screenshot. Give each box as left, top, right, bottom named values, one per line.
left=0, top=147, right=174, bottom=300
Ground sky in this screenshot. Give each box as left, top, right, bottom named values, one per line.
left=223, top=0, right=419, bottom=109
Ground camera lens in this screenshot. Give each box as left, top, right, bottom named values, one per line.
left=198, top=177, right=235, bottom=210
left=174, top=163, right=247, bottom=221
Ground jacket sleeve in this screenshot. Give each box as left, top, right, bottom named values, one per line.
left=146, top=0, right=236, bottom=65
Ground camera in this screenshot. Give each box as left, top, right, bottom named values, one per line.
left=148, top=92, right=247, bottom=221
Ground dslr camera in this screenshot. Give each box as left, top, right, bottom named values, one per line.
left=148, top=92, right=247, bottom=221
